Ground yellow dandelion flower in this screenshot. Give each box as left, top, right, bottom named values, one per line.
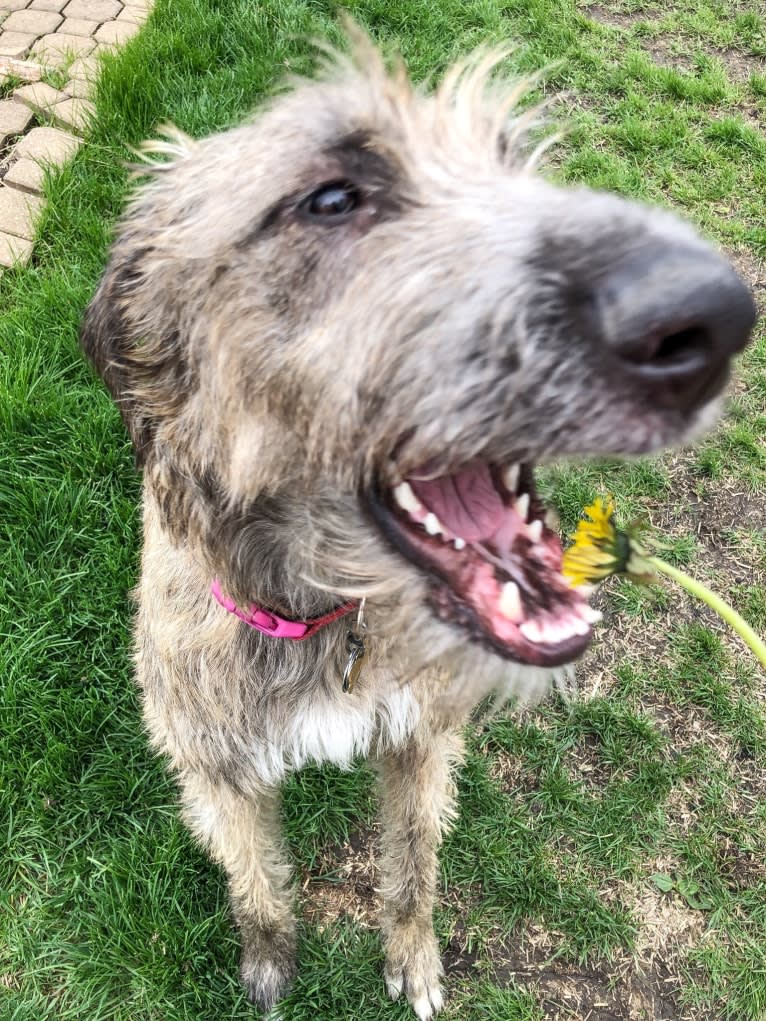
left=561, top=495, right=766, bottom=672
left=561, top=497, right=633, bottom=587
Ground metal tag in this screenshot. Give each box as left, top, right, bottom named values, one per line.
left=342, top=599, right=367, bottom=693
left=342, top=632, right=366, bottom=693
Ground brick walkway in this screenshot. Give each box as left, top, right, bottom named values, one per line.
left=0, top=0, right=149, bottom=269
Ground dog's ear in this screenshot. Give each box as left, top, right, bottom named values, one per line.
left=80, top=245, right=187, bottom=466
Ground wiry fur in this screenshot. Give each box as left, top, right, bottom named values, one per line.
left=81, top=30, right=750, bottom=1018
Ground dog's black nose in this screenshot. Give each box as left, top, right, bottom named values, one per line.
left=595, top=245, right=757, bottom=410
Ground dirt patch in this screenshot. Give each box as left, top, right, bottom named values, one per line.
left=642, top=38, right=693, bottom=71
left=583, top=4, right=652, bottom=29
left=729, top=246, right=765, bottom=309
left=482, top=932, right=686, bottom=1020
left=561, top=727, right=619, bottom=789
left=729, top=752, right=766, bottom=814
left=486, top=751, right=527, bottom=788
left=642, top=694, right=734, bottom=758
left=712, top=48, right=765, bottom=85
left=630, top=885, right=706, bottom=961
left=301, top=826, right=381, bottom=929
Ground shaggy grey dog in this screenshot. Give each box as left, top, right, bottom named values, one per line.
left=81, top=31, right=754, bottom=1020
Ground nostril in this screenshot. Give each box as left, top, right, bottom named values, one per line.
left=615, top=319, right=712, bottom=377
left=654, top=326, right=708, bottom=363
left=644, top=324, right=710, bottom=370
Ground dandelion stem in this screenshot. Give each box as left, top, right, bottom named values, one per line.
left=645, top=555, right=766, bottom=671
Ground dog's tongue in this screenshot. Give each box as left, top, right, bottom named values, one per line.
left=409, top=463, right=505, bottom=542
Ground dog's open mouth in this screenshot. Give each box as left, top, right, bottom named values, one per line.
left=369, top=461, right=599, bottom=667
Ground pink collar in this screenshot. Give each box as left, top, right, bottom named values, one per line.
left=211, top=579, right=357, bottom=640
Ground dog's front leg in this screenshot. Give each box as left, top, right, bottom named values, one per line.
left=376, top=725, right=464, bottom=1020
left=178, top=770, right=296, bottom=1011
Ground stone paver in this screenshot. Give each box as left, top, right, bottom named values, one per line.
left=59, top=16, right=97, bottom=35
left=13, top=80, right=68, bottom=115
left=63, top=74, right=89, bottom=96
left=66, top=52, right=99, bottom=80
left=14, top=125, right=81, bottom=163
left=0, top=230, right=34, bottom=267
left=31, top=30, right=95, bottom=65
left=62, top=0, right=120, bottom=20
left=29, top=0, right=68, bottom=10
left=94, top=18, right=137, bottom=45
left=0, top=96, right=34, bottom=143
left=2, top=9, right=63, bottom=35
left=116, top=5, right=146, bottom=23
left=0, top=0, right=151, bottom=271
left=0, top=31, right=36, bottom=58
left=0, top=187, right=43, bottom=239
left=0, top=56, right=42, bottom=80
left=3, top=156, right=45, bottom=194
left=50, top=95, right=92, bottom=132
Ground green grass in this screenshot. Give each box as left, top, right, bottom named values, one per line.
left=1, top=0, right=765, bottom=1018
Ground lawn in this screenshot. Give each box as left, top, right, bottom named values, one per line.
left=1, top=1, right=764, bottom=1019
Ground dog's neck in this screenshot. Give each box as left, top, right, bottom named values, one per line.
left=148, top=458, right=359, bottom=620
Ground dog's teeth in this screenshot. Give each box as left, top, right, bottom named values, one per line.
left=569, top=616, right=590, bottom=636
left=580, top=606, right=603, bottom=625
left=393, top=481, right=422, bottom=515
left=423, top=512, right=443, bottom=536
left=544, top=508, right=560, bottom=531
left=527, top=519, right=543, bottom=543
left=520, top=619, right=543, bottom=643
left=575, top=583, right=596, bottom=597
left=540, top=619, right=567, bottom=644
left=454, top=537, right=466, bottom=550
left=515, top=493, right=530, bottom=522
left=499, top=581, right=522, bottom=621
left=503, top=463, right=520, bottom=493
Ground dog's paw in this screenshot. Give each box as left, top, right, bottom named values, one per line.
left=240, top=928, right=297, bottom=1013
left=384, top=936, right=445, bottom=1020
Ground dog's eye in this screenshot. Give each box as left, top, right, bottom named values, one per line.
left=300, top=181, right=361, bottom=222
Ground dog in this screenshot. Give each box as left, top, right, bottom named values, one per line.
left=80, top=29, right=755, bottom=1019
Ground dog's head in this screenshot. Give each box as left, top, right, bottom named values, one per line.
left=82, top=31, right=755, bottom=678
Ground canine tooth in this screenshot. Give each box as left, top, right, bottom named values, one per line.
left=454, top=538, right=466, bottom=550
left=503, top=464, right=520, bottom=493
left=580, top=606, right=603, bottom=625
left=515, top=493, right=530, bottom=522
left=423, top=512, right=442, bottom=536
left=520, top=619, right=543, bottom=643
left=544, top=508, right=560, bottom=531
left=527, top=519, right=543, bottom=543
left=393, top=481, right=422, bottom=515
left=499, top=581, right=522, bottom=621
left=570, top=616, right=590, bottom=636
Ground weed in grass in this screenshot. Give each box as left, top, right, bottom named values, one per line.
left=41, top=67, right=71, bottom=93
left=612, top=577, right=672, bottom=620
left=0, top=74, right=23, bottom=98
